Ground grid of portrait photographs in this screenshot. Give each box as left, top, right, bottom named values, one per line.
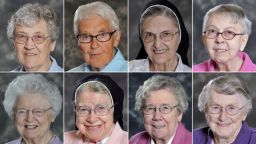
left=0, top=0, right=256, bottom=144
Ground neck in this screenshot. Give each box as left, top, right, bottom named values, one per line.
left=25, top=57, right=52, bottom=72
left=149, top=57, right=178, bottom=71
left=22, top=130, right=53, bottom=144
left=215, top=56, right=243, bottom=72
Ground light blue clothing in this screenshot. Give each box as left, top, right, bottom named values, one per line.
left=11, top=56, right=63, bottom=72
left=69, top=48, right=127, bottom=72
left=5, top=135, right=62, bottom=144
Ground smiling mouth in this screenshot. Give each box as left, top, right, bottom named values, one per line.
left=152, top=124, right=166, bottom=129
left=25, top=125, right=38, bottom=129
left=217, top=123, right=230, bottom=127
left=214, top=48, right=228, bottom=52
left=153, top=49, right=167, bottom=54
left=25, top=53, right=37, bottom=56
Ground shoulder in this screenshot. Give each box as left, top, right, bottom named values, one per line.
left=68, top=64, right=86, bottom=72
left=5, top=138, right=22, bottom=144
left=129, top=131, right=150, bottom=144
left=129, top=59, right=148, bottom=72
left=193, top=60, right=210, bottom=71
left=64, top=130, right=83, bottom=144
left=193, top=127, right=209, bottom=143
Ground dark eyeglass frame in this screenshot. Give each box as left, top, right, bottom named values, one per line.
left=77, top=30, right=117, bottom=43
left=203, top=29, right=244, bottom=40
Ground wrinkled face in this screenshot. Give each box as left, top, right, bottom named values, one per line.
left=77, top=15, right=121, bottom=70
left=143, top=89, right=182, bottom=142
left=75, top=89, right=114, bottom=142
left=205, top=90, right=247, bottom=140
left=13, top=20, right=55, bottom=71
left=14, top=92, right=54, bottom=142
left=141, top=16, right=180, bottom=65
left=202, top=13, right=248, bottom=65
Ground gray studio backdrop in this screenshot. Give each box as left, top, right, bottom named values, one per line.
left=64, top=73, right=128, bottom=132
left=129, top=0, right=192, bottom=66
left=0, top=73, right=63, bottom=143
left=129, top=73, right=192, bottom=137
left=193, top=73, right=256, bottom=129
left=65, top=0, right=127, bottom=70
left=193, top=0, right=256, bottom=65
left=0, top=0, right=63, bottom=71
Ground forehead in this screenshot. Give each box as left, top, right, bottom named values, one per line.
left=76, top=89, right=112, bottom=105
left=206, top=12, right=242, bottom=30
left=145, top=89, right=177, bottom=105
left=142, top=15, right=178, bottom=32
left=78, top=15, right=112, bottom=33
left=208, top=90, right=243, bottom=106
left=16, top=92, right=50, bottom=107
left=15, top=20, right=49, bottom=34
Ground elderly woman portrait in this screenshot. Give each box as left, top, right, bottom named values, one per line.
left=129, top=74, right=192, bottom=144
left=6, top=2, right=63, bottom=72
left=193, top=75, right=256, bottom=144
left=193, top=4, right=256, bottom=72
left=64, top=74, right=128, bottom=144
left=2, top=74, right=63, bottom=144
left=129, top=0, right=191, bottom=72
left=66, top=1, right=127, bottom=72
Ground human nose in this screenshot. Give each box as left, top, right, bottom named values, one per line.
left=152, top=108, right=162, bottom=120
left=153, top=35, right=162, bottom=48
left=215, top=32, right=225, bottom=43
left=87, top=110, right=98, bottom=123
left=24, top=37, right=35, bottom=49
left=218, top=108, right=228, bottom=121
left=90, top=37, right=99, bottom=49
left=25, top=110, right=34, bottom=122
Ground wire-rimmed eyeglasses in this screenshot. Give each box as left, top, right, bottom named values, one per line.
left=15, top=107, right=52, bottom=117
left=75, top=104, right=114, bottom=117
left=143, top=104, right=178, bottom=115
left=207, top=105, right=244, bottom=115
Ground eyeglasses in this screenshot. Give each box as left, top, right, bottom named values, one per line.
left=75, top=104, right=114, bottom=117
left=13, top=33, right=50, bottom=44
left=77, top=30, right=117, bottom=43
left=203, top=29, right=244, bottom=40
left=15, top=107, right=52, bottom=117
left=207, top=105, right=244, bottom=115
left=143, top=104, right=177, bottom=115
left=141, top=31, right=179, bottom=43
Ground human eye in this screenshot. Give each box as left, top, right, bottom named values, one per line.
left=78, top=34, right=91, bottom=42
left=16, top=109, right=27, bottom=115
left=33, top=108, right=44, bottom=116
left=223, top=30, right=236, bottom=38
left=78, top=106, right=90, bottom=112
left=207, top=29, right=217, bottom=34
left=95, top=105, right=108, bottom=113
left=15, top=34, right=27, bottom=40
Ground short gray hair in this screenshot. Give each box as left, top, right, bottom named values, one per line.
left=7, top=3, right=59, bottom=41
left=73, top=1, right=119, bottom=36
left=198, top=75, right=252, bottom=113
left=3, top=74, right=62, bottom=120
left=202, top=4, right=252, bottom=35
left=135, top=75, right=188, bottom=113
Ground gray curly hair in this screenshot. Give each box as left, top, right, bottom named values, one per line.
left=135, top=75, right=189, bottom=114
left=3, top=74, right=62, bottom=120
left=198, top=75, right=252, bottom=114
left=7, top=3, right=59, bottom=41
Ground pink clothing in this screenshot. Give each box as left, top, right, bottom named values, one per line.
left=129, top=122, right=192, bottom=144
left=64, top=122, right=128, bottom=144
left=193, top=52, right=256, bottom=72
